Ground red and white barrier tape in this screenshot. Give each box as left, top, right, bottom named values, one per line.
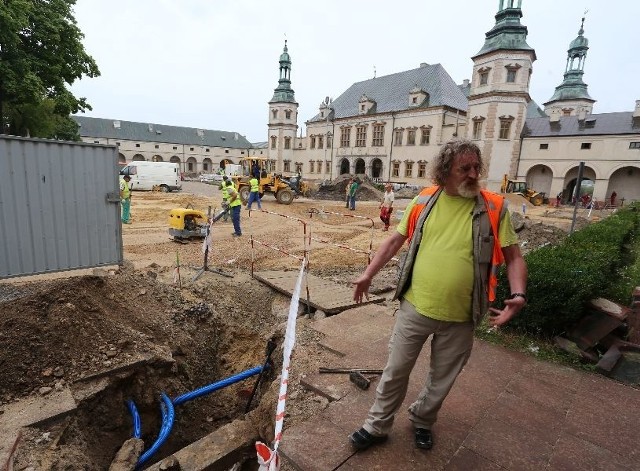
left=255, top=259, right=306, bottom=471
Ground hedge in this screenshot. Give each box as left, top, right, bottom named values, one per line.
left=496, top=204, right=640, bottom=337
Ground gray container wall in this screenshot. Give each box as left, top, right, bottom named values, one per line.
left=0, top=136, right=122, bottom=278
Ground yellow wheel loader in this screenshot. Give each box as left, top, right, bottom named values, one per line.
left=231, top=157, right=308, bottom=205
left=500, top=175, right=545, bottom=206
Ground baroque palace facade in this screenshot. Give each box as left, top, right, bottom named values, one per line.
left=267, top=1, right=640, bottom=204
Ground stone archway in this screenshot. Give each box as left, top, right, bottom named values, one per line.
left=186, top=157, right=198, bottom=174
left=355, top=158, right=366, bottom=175
left=371, top=158, right=383, bottom=179
left=170, top=156, right=181, bottom=164
left=608, top=166, right=640, bottom=205
left=340, top=158, right=350, bottom=175
left=132, top=154, right=145, bottom=162
left=118, top=153, right=126, bottom=165
left=525, top=164, right=553, bottom=198
left=203, top=158, right=213, bottom=172
left=152, top=155, right=163, bottom=162
left=565, top=165, right=596, bottom=201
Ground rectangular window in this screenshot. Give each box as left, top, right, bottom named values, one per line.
left=473, top=121, right=483, bottom=140
left=155, top=144, right=159, bottom=149
left=340, top=128, right=351, bottom=147
left=325, top=161, right=330, bottom=173
left=407, top=130, right=416, bottom=145
left=136, top=143, right=141, bottom=148
left=404, top=161, right=413, bottom=178
left=499, top=120, right=512, bottom=139
left=356, top=126, right=367, bottom=147
left=418, top=162, right=426, bottom=178
left=295, top=163, right=303, bottom=173
left=203, top=162, right=209, bottom=171
left=116, top=142, right=120, bottom=146
left=93, top=140, right=100, bottom=144
left=394, top=130, right=403, bottom=146
left=539, top=143, right=549, bottom=150
left=188, top=162, right=193, bottom=171
left=206, top=148, right=210, bottom=152
left=173, top=146, right=178, bottom=150
left=629, top=142, right=640, bottom=149
left=506, top=69, right=517, bottom=83
left=190, top=147, right=195, bottom=151
left=372, top=124, right=384, bottom=146
left=318, top=136, right=324, bottom=149
left=317, top=160, right=322, bottom=172
left=225, top=149, right=229, bottom=153
left=284, top=137, right=291, bottom=149
left=271, top=137, right=276, bottom=149
left=310, top=136, right=316, bottom=149
left=284, top=160, right=291, bottom=172
left=309, top=161, right=315, bottom=173
left=392, top=162, right=400, bottom=178
left=420, top=128, right=430, bottom=145
left=327, top=135, right=332, bottom=148
left=581, top=142, right=591, bottom=150
left=479, top=72, right=488, bottom=85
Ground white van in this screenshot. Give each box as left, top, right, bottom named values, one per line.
left=120, top=161, right=182, bottom=192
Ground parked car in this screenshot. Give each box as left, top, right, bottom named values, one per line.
left=199, top=173, right=221, bottom=183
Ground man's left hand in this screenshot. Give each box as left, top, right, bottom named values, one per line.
left=487, top=297, right=526, bottom=326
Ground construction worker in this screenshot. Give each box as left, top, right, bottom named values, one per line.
left=247, top=175, right=262, bottom=210
left=220, top=176, right=232, bottom=222
left=120, top=174, right=132, bottom=224
left=227, top=181, right=243, bottom=237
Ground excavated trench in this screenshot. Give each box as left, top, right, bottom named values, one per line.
left=1, top=270, right=282, bottom=470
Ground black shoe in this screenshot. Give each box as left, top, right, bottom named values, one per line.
left=415, top=428, right=433, bottom=450
left=349, top=428, right=388, bottom=451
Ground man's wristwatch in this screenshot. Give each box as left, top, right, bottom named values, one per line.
left=510, top=293, right=527, bottom=303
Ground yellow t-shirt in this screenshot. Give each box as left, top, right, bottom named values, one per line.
left=397, top=193, right=517, bottom=322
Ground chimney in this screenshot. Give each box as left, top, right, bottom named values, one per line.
left=462, top=79, right=470, bottom=87
left=578, top=108, right=587, bottom=121
left=419, top=62, right=429, bottom=68
left=634, top=100, right=640, bottom=118
left=549, top=109, right=561, bottom=123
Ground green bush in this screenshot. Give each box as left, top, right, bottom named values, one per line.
left=497, top=205, right=640, bottom=337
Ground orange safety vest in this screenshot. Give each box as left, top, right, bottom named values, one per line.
left=406, top=186, right=505, bottom=302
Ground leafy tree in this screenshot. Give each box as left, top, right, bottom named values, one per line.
left=0, top=0, right=99, bottom=137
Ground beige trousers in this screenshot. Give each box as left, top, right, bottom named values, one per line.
left=363, top=299, right=474, bottom=436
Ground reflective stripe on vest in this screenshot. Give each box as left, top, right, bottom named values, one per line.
left=250, top=177, right=259, bottom=193
left=221, top=184, right=230, bottom=200
left=406, top=186, right=505, bottom=302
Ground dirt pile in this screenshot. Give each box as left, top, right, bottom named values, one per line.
left=312, top=175, right=384, bottom=202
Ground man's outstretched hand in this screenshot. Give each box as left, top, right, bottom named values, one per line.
left=352, top=274, right=373, bottom=303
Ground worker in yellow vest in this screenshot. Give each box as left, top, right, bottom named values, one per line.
left=120, top=174, right=132, bottom=224
left=246, top=176, right=262, bottom=210
left=227, top=182, right=243, bottom=237
left=349, top=139, right=527, bottom=452
left=220, top=176, right=233, bottom=222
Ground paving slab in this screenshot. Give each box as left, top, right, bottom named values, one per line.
left=253, top=271, right=385, bottom=314
left=279, top=303, right=640, bottom=470
left=0, top=388, right=77, bottom=468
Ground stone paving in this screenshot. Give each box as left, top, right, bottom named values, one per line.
left=280, top=304, right=640, bottom=470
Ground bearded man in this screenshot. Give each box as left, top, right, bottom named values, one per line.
left=349, top=139, right=528, bottom=452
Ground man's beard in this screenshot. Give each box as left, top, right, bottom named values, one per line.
left=457, top=180, right=480, bottom=198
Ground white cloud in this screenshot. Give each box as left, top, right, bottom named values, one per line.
left=70, top=0, right=640, bottom=142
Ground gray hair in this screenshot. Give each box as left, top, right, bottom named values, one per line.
left=430, top=139, right=484, bottom=186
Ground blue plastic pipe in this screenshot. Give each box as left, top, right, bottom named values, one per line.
left=137, top=392, right=175, bottom=468
left=172, top=365, right=265, bottom=406
left=130, top=364, right=266, bottom=467
left=126, top=400, right=142, bottom=439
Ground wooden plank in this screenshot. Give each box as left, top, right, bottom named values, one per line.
left=253, top=270, right=385, bottom=314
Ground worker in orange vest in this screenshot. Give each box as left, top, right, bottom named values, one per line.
left=349, top=139, right=527, bottom=452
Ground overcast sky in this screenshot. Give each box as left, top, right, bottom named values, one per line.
left=70, top=0, right=640, bottom=143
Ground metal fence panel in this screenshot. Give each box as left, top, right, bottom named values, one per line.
left=0, top=136, right=122, bottom=278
